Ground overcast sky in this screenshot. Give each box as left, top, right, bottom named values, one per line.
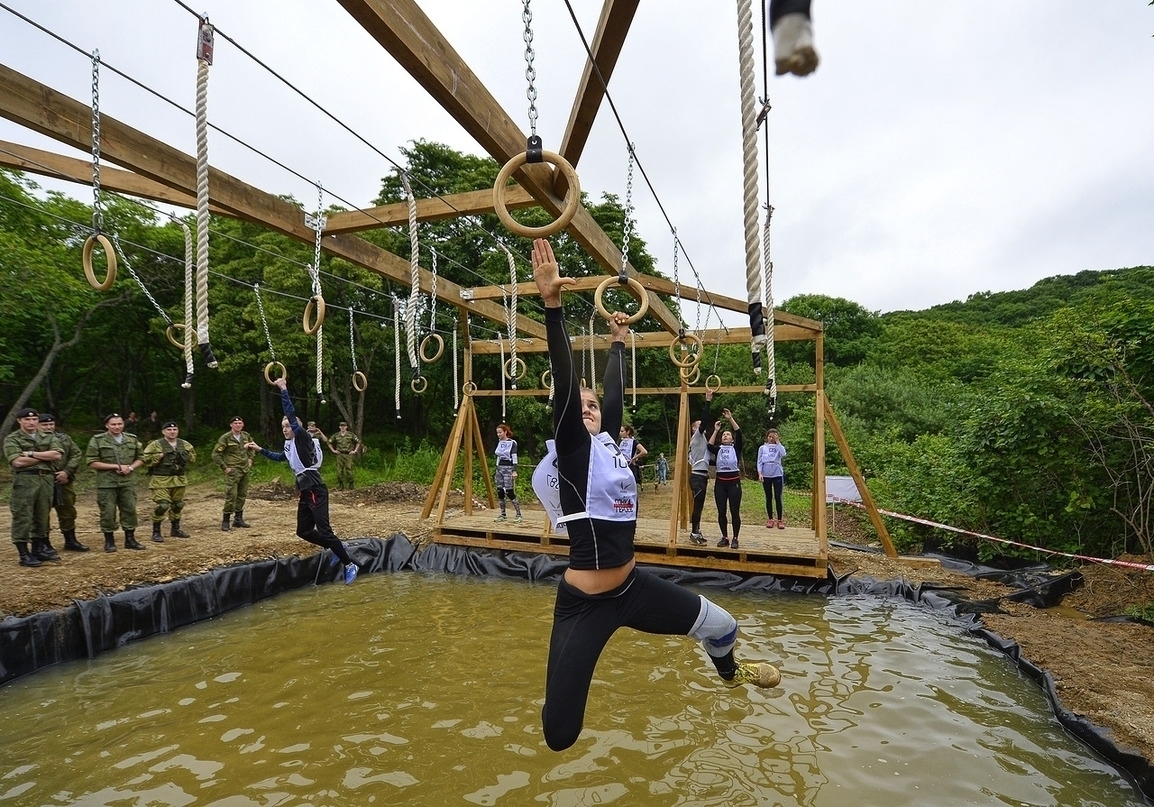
left=1, top=0, right=1151, bottom=323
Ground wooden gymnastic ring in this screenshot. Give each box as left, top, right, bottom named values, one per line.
left=503, top=356, right=527, bottom=381
left=419, top=333, right=444, bottom=363
left=593, top=275, right=649, bottom=325
left=492, top=150, right=581, bottom=238
left=411, top=375, right=428, bottom=394
left=541, top=369, right=552, bottom=388
left=303, top=295, right=326, bottom=335
left=352, top=371, right=368, bottom=392
left=705, top=373, right=722, bottom=393
left=668, top=332, right=703, bottom=368
left=462, top=380, right=477, bottom=397
left=263, top=361, right=287, bottom=385
left=166, top=323, right=187, bottom=350
left=679, top=364, right=701, bottom=386
left=82, top=233, right=117, bottom=291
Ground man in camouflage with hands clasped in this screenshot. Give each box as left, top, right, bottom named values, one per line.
left=5, top=407, right=63, bottom=567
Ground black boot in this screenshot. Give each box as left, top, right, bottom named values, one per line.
left=232, top=511, right=250, bottom=528
left=124, top=529, right=146, bottom=550
left=16, top=542, right=42, bottom=568
left=170, top=520, right=190, bottom=539
left=32, top=538, right=62, bottom=562
left=221, top=514, right=231, bottom=532
left=151, top=522, right=165, bottom=543
left=103, top=532, right=117, bottom=552
left=62, top=530, right=89, bottom=552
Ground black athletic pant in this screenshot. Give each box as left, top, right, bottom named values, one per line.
left=689, top=472, right=709, bottom=533
left=762, top=476, right=784, bottom=520
left=296, top=486, right=352, bottom=565
left=714, top=476, right=743, bottom=539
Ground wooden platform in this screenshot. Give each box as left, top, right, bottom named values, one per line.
left=433, top=510, right=829, bottom=579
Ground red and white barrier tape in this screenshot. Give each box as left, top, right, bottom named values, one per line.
left=830, top=497, right=1154, bottom=573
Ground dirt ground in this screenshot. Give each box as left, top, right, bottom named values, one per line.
left=2, top=479, right=1153, bottom=767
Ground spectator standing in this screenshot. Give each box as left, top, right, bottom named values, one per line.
left=656, top=453, right=669, bottom=486
left=85, top=412, right=145, bottom=552
left=326, top=421, right=361, bottom=490
left=142, top=421, right=197, bottom=542
left=39, top=413, right=88, bottom=552
left=5, top=407, right=63, bottom=567
left=757, top=428, right=788, bottom=529
left=212, top=416, right=255, bottom=531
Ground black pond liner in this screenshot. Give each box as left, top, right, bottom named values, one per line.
left=1, top=535, right=1151, bottom=802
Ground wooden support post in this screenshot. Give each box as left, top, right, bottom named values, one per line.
left=823, top=397, right=898, bottom=558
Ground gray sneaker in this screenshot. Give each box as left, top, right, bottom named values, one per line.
left=689, top=532, right=707, bottom=545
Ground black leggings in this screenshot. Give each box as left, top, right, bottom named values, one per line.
left=542, top=567, right=704, bottom=752
left=762, top=476, right=784, bottom=519
left=689, top=472, right=709, bottom=532
left=714, top=476, right=743, bottom=538
left=296, top=486, right=352, bottom=565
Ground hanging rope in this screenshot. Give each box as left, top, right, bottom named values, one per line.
left=400, top=173, right=425, bottom=392
left=81, top=50, right=116, bottom=292
left=498, top=244, right=526, bottom=387
left=735, top=0, right=768, bottom=375
left=254, top=282, right=286, bottom=386
left=393, top=297, right=402, bottom=419
left=193, top=16, right=218, bottom=369
left=587, top=314, right=596, bottom=390
left=349, top=307, right=367, bottom=392
left=498, top=334, right=507, bottom=419
left=179, top=220, right=194, bottom=389
left=419, top=247, right=444, bottom=363
left=452, top=317, right=460, bottom=412
left=491, top=0, right=580, bottom=238
left=763, top=209, right=777, bottom=414
left=629, top=329, right=638, bottom=413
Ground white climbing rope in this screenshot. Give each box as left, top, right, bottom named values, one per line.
left=194, top=16, right=217, bottom=368
left=735, top=0, right=768, bottom=374
left=499, top=244, right=520, bottom=389
left=306, top=182, right=326, bottom=400
left=180, top=220, right=194, bottom=388
left=401, top=173, right=421, bottom=379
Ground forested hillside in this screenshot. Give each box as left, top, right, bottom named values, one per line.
left=2, top=145, right=1152, bottom=565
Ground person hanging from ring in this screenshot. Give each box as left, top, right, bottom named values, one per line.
left=528, top=237, right=780, bottom=753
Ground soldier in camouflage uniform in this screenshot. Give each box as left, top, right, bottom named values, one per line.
left=213, top=415, right=256, bottom=531
left=325, top=421, right=361, bottom=490
left=85, top=412, right=145, bottom=552
left=5, top=406, right=64, bottom=567
left=142, top=421, right=197, bottom=542
left=38, top=413, right=88, bottom=552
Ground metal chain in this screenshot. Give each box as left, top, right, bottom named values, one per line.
left=306, top=183, right=325, bottom=296
left=110, top=233, right=172, bottom=325
left=89, top=50, right=103, bottom=232
left=348, top=307, right=359, bottom=374
left=254, top=282, right=277, bottom=363
left=521, top=0, right=538, bottom=137
left=620, top=143, right=635, bottom=276
left=428, top=248, right=438, bottom=333
left=672, top=228, right=680, bottom=302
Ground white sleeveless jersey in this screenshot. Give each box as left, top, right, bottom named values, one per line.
left=285, top=437, right=323, bottom=476
left=532, top=433, right=636, bottom=529
left=532, top=440, right=566, bottom=531
left=715, top=444, right=740, bottom=475
left=619, top=436, right=635, bottom=459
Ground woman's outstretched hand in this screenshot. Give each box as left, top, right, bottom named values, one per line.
left=532, top=238, right=576, bottom=307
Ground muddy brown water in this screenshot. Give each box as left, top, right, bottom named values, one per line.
left=0, top=573, right=1146, bottom=805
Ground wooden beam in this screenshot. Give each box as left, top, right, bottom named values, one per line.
left=557, top=0, right=640, bottom=173
left=0, top=140, right=216, bottom=213
left=324, top=185, right=537, bottom=234
left=461, top=275, right=825, bottom=333
left=0, top=63, right=544, bottom=339
left=335, top=0, right=683, bottom=334
left=468, top=324, right=819, bottom=355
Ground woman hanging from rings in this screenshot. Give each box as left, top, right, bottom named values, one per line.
left=528, top=237, right=779, bottom=753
